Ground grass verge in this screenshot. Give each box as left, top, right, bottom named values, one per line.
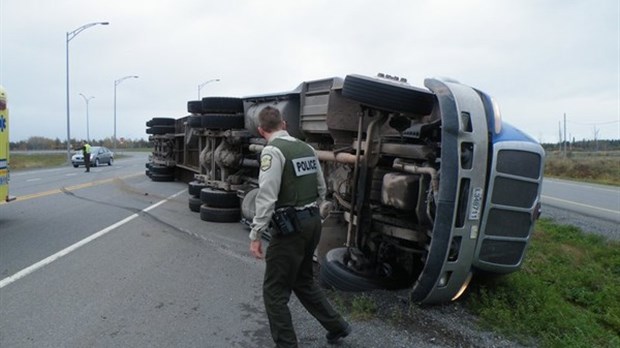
left=10, top=153, right=67, bottom=171
left=545, top=152, right=620, bottom=186
left=465, top=218, right=620, bottom=347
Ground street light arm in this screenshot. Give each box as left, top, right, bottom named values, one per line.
left=67, top=22, right=109, bottom=42
left=198, top=78, right=220, bottom=89
left=197, top=78, right=220, bottom=99
left=79, top=93, right=94, bottom=102
left=115, top=75, right=139, bottom=86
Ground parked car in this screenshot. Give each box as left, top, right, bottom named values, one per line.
left=71, top=146, right=114, bottom=168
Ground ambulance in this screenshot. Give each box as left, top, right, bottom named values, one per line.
left=0, top=85, right=14, bottom=203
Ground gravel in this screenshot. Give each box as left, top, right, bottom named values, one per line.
left=541, top=205, right=619, bottom=241
left=288, top=287, right=530, bottom=348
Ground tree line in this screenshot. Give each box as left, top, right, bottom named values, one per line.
left=9, top=136, right=151, bottom=151
left=542, top=139, right=620, bottom=153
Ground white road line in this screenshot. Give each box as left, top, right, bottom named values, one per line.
left=26, top=178, right=41, bottom=182
left=11, top=168, right=67, bottom=177
left=66, top=173, right=78, bottom=176
left=541, top=195, right=620, bottom=215
left=0, top=188, right=187, bottom=289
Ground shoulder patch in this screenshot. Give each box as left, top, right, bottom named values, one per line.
left=260, top=154, right=273, bottom=171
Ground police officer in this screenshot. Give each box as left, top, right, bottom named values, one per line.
left=76, top=142, right=91, bottom=172
left=250, top=106, right=351, bottom=347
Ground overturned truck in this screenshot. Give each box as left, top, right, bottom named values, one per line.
left=145, top=74, right=545, bottom=304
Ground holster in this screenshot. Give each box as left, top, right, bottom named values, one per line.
left=271, top=207, right=302, bottom=237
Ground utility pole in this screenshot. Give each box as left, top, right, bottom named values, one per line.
left=563, top=113, right=567, bottom=158
left=558, top=121, right=563, bottom=154
left=594, top=126, right=600, bottom=152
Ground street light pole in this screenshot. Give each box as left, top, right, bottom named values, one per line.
left=197, top=78, right=220, bottom=99
left=79, top=93, right=94, bottom=142
left=113, top=75, right=139, bottom=153
left=66, top=21, right=109, bottom=162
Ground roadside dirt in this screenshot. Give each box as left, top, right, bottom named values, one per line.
left=286, top=268, right=533, bottom=348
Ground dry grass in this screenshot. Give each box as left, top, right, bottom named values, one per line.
left=10, top=153, right=67, bottom=170
left=544, top=151, right=620, bottom=186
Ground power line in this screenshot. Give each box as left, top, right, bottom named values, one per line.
left=566, top=120, right=620, bottom=126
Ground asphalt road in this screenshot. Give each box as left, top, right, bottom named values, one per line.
left=0, top=155, right=616, bottom=347
left=541, top=178, right=620, bottom=223
left=0, top=153, right=278, bottom=347
left=541, top=178, right=620, bottom=240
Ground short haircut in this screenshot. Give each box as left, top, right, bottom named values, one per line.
left=258, top=106, right=283, bottom=132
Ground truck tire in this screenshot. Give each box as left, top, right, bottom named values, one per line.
left=188, top=116, right=203, bottom=128
left=147, top=125, right=175, bottom=135
left=200, top=187, right=239, bottom=208
left=201, top=114, right=245, bottom=129
left=199, top=205, right=241, bottom=223
left=241, top=188, right=258, bottom=221
left=150, top=165, right=174, bottom=175
left=342, top=74, right=435, bottom=115
left=189, top=196, right=202, bottom=212
left=319, top=247, right=410, bottom=292
left=147, top=117, right=175, bottom=127
left=187, top=114, right=244, bottom=129
left=202, top=97, right=244, bottom=114
left=150, top=173, right=175, bottom=182
left=188, top=180, right=207, bottom=197
left=187, top=100, right=205, bottom=114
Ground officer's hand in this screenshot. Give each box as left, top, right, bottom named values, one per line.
left=250, top=239, right=264, bottom=259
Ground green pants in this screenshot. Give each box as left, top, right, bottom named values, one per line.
left=263, top=211, right=347, bottom=348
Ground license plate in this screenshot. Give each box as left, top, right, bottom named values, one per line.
left=469, top=187, right=483, bottom=220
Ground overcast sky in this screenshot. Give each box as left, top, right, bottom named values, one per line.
left=0, top=0, right=618, bottom=143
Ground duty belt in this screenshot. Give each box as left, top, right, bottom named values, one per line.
left=296, top=206, right=319, bottom=220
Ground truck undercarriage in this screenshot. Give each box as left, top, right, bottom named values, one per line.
left=146, top=74, right=545, bottom=304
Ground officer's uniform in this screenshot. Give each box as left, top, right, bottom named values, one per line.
left=250, top=130, right=348, bottom=348
left=78, top=143, right=91, bottom=172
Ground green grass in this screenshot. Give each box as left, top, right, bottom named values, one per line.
left=465, top=219, right=620, bottom=347
left=325, top=291, right=378, bottom=321
left=350, top=294, right=378, bottom=320
left=10, top=153, right=68, bottom=171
